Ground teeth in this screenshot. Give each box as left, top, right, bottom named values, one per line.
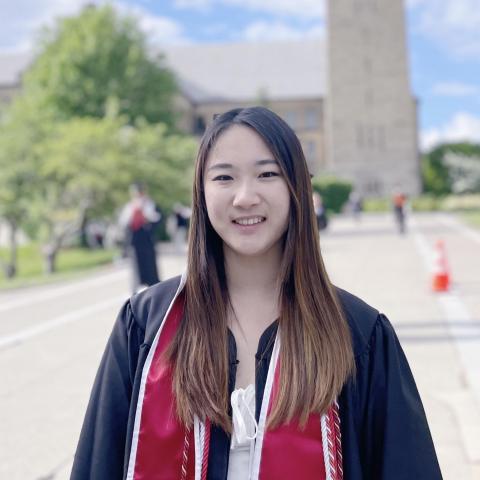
left=235, top=217, right=265, bottom=226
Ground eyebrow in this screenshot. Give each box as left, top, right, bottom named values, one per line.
left=207, top=159, right=279, bottom=172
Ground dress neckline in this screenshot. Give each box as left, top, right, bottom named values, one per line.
left=227, top=318, right=278, bottom=365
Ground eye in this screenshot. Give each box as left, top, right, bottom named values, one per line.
left=259, top=171, right=280, bottom=178
left=212, top=175, right=233, bottom=181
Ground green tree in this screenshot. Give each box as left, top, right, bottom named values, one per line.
left=30, top=114, right=196, bottom=274
left=23, top=4, right=177, bottom=127
left=28, top=114, right=128, bottom=273
left=0, top=4, right=192, bottom=278
left=422, top=142, right=480, bottom=195
left=0, top=96, right=55, bottom=277
left=127, top=120, right=196, bottom=209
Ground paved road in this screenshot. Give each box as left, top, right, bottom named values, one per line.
left=1, top=213, right=479, bottom=479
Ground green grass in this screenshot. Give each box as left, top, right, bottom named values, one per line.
left=461, top=211, right=480, bottom=229
left=0, top=244, right=117, bottom=289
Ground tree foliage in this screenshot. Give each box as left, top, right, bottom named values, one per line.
left=422, top=142, right=480, bottom=195
left=23, top=4, right=177, bottom=126
left=0, top=4, right=195, bottom=278
left=443, top=152, right=480, bottom=194
left=25, top=114, right=196, bottom=272
left=0, top=96, right=56, bottom=276
left=126, top=120, right=195, bottom=208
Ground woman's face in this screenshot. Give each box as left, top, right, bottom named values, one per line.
left=204, top=125, right=290, bottom=259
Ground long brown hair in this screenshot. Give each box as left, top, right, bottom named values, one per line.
left=169, top=107, right=354, bottom=431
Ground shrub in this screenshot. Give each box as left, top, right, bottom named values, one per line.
left=311, top=176, right=352, bottom=213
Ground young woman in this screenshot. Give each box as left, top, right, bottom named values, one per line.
left=71, top=107, right=442, bottom=479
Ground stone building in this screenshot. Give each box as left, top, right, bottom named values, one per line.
left=325, top=0, right=421, bottom=195
left=0, top=0, right=420, bottom=196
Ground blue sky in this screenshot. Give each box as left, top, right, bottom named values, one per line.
left=1, top=0, right=479, bottom=151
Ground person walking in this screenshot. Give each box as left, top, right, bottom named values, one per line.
left=349, top=191, right=363, bottom=222
left=72, top=107, right=442, bottom=479
left=173, top=202, right=191, bottom=253
left=392, top=189, right=408, bottom=234
left=119, top=183, right=161, bottom=293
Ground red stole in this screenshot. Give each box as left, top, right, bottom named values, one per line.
left=126, top=291, right=343, bottom=480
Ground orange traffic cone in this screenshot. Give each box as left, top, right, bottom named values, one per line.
left=432, top=240, right=450, bottom=292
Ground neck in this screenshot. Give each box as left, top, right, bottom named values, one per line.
left=223, top=244, right=282, bottom=298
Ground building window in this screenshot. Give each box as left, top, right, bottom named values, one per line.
left=305, top=107, right=318, bottom=129
left=377, top=125, right=386, bottom=150
left=305, top=140, right=316, bottom=160
left=284, top=111, right=297, bottom=129
left=357, top=124, right=386, bottom=151
left=366, top=125, right=375, bottom=148
left=304, top=140, right=316, bottom=173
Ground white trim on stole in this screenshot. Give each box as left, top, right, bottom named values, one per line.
left=249, top=333, right=281, bottom=480
left=126, top=271, right=188, bottom=479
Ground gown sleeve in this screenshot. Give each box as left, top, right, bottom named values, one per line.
left=70, top=300, right=144, bottom=480
left=357, top=313, right=443, bottom=479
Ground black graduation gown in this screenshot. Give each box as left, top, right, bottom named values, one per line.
left=128, top=225, right=159, bottom=286
left=71, top=276, right=442, bottom=480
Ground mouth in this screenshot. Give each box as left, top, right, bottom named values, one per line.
left=232, top=216, right=266, bottom=226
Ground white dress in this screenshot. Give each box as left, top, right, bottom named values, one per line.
left=227, top=384, right=258, bottom=480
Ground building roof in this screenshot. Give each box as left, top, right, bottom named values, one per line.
left=161, top=39, right=326, bottom=103
left=0, top=50, right=34, bottom=86
left=0, top=38, right=326, bottom=102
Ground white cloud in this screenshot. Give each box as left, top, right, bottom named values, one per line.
left=421, top=112, right=480, bottom=151
left=0, top=0, right=102, bottom=52
left=175, top=0, right=211, bottom=8
left=116, top=4, right=189, bottom=45
left=432, top=82, right=480, bottom=97
left=413, top=0, right=480, bottom=58
left=175, top=0, right=324, bottom=19
left=0, top=0, right=188, bottom=53
left=242, top=20, right=324, bottom=42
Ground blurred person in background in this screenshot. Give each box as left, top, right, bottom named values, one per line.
left=119, top=182, right=161, bottom=293
left=173, top=202, right=191, bottom=253
left=392, top=187, right=408, bottom=234
left=85, top=220, right=107, bottom=249
left=72, top=107, right=441, bottom=480
left=348, top=190, right=363, bottom=222
left=313, top=191, right=328, bottom=231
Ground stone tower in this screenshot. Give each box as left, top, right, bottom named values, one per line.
left=325, top=0, right=421, bottom=196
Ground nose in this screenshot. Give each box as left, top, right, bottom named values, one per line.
left=232, top=180, right=260, bottom=209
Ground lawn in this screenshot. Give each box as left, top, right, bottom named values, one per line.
left=0, top=244, right=117, bottom=289
left=461, top=211, right=480, bottom=229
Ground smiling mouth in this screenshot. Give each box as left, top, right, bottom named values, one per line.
left=232, top=216, right=266, bottom=226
